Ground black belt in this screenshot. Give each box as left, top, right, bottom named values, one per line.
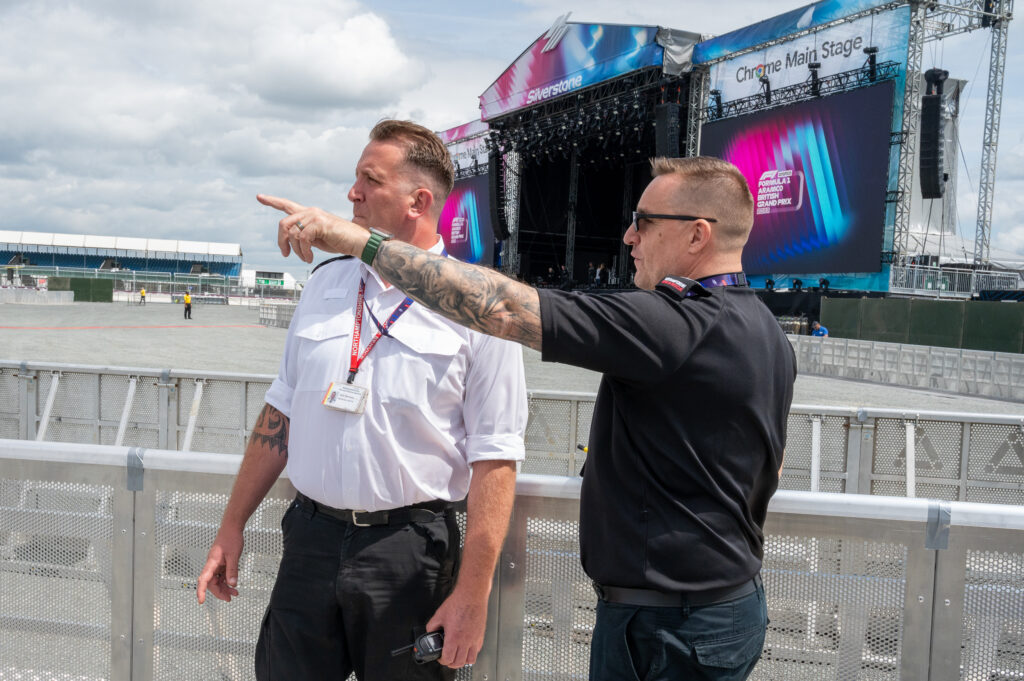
left=296, top=493, right=451, bottom=527
left=593, top=573, right=761, bottom=607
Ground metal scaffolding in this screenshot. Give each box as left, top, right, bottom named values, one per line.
left=974, top=0, right=1013, bottom=265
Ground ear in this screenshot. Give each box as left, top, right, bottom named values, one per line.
left=687, top=219, right=713, bottom=254
left=407, top=188, right=435, bottom=219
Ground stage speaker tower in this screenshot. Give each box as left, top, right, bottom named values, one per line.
left=920, top=68, right=949, bottom=199
left=488, top=150, right=511, bottom=240
left=655, top=103, right=681, bottom=157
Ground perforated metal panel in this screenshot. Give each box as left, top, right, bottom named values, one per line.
left=870, top=480, right=961, bottom=500
left=36, top=372, right=102, bottom=444
left=525, top=398, right=573, bottom=454
left=873, top=419, right=963, bottom=479
left=779, top=473, right=845, bottom=493
left=245, top=382, right=273, bottom=431
left=968, top=423, right=1024, bottom=484
left=0, top=366, right=19, bottom=416
left=965, top=487, right=1024, bottom=505
left=522, top=516, right=593, bottom=679
left=755, top=536, right=908, bottom=680
left=0, top=478, right=113, bottom=680
left=960, top=550, right=1024, bottom=680
left=784, top=414, right=849, bottom=472
left=148, top=493, right=473, bottom=681
left=176, top=379, right=247, bottom=453
left=151, top=491, right=287, bottom=681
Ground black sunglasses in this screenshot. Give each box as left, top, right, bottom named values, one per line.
left=631, top=211, right=717, bottom=227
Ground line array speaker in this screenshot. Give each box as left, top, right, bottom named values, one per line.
left=654, top=103, right=681, bottom=158
left=488, top=151, right=511, bottom=240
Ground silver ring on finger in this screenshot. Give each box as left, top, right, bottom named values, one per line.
left=296, top=221, right=304, bottom=231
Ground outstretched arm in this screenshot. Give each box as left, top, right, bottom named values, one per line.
left=257, top=194, right=543, bottom=351
left=374, top=240, right=542, bottom=351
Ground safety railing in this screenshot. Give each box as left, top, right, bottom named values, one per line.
left=2, top=361, right=1023, bottom=505
left=790, top=334, right=1024, bottom=402
left=1, top=439, right=1022, bottom=680
left=889, top=264, right=1021, bottom=297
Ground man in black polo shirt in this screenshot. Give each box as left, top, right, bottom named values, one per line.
left=260, top=156, right=796, bottom=680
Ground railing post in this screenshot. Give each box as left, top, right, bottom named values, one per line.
left=156, top=370, right=175, bottom=450
left=17, top=363, right=37, bottom=440
left=111, top=481, right=137, bottom=681
left=810, top=416, right=822, bottom=492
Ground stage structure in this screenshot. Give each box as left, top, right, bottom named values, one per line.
left=443, top=18, right=703, bottom=285
left=688, top=0, right=1014, bottom=292
left=439, top=1, right=1013, bottom=294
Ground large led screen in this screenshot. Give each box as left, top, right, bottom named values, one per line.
left=701, top=81, right=895, bottom=275
left=439, top=174, right=495, bottom=266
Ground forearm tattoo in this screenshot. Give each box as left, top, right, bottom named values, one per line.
left=374, top=241, right=543, bottom=351
left=250, top=404, right=289, bottom=458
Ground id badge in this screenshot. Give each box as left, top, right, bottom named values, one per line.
left=322, top=382, right=368, bottom=414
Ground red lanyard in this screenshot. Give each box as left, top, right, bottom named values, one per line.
left=348, top=279, right=412, bottom=383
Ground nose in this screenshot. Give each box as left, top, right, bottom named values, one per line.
left=347, top=180, right=361, bottom=204
left=623, top=221, right=638, bottom=246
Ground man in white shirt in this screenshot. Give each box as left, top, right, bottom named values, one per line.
left=196, top=120, right=528, bottom=681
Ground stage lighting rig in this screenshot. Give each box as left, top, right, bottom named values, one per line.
left=710, top=89, right=724, bottom=119
left=792, top=278, right=803, bottom=292
left=808, top=62, right=821, bottom=97
left=818, top=278, right=830, bottom=292
left=863, top=46, right=879, bottom=81
left=759, top=76, right=772, bottom=105
left=765, top=278, right=774, bottom=291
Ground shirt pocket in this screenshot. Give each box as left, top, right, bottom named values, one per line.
left=379, top=319, right=466, bottom=411
left=291, top=312, right=356, bottom=392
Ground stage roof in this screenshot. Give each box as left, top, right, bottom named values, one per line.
left=0, top=230, right=242, bottom=257
left=479, top=20, right=702, bottom=121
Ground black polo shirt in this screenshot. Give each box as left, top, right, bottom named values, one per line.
left=538, top=282, right=796, bottom=592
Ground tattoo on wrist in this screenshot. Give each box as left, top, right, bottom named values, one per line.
left=251, top=404, right=289, bottom=458
left=374, top=241, right=542, bottom=350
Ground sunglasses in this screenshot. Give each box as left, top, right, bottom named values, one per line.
left=626, top=209, right=716, bottom=225
left=631, top=211, right=718, bottom=228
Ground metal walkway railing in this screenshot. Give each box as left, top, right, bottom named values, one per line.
left=2, top=440, right=1023, bottom=680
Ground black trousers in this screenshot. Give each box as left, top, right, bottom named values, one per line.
left=184, top=303, right=191, bottom=319
left=256, top=497, right=460, bottom=681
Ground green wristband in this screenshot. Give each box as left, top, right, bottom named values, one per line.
left=360, top=232, right=386, bottom=266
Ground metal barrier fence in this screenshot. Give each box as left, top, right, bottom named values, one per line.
left=790, top=334, right=1024, bottom=402
left=2, top=361, right=1023, bottom=505
left=1, top=440, right=1022, bottom=681
left=889, top=264, right=1021, bottom=297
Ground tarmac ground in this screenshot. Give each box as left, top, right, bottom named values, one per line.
left=1, top=300, right=1021, bottom=415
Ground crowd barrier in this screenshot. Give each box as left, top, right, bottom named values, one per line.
left=2, top=361, right=1023, bottom=505
left=1, top=439, right=1022, bottom=680
left=790, top=335, right=1024, bottom=402
left=0, top=288, right=74, bottom=305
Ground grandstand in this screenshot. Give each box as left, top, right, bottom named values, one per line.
left=0, top=229, right=242, bottom=277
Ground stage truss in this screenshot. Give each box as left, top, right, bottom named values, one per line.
left=684, top=0, right=1014, bottom=275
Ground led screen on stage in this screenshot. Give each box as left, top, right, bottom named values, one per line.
left=701, top=82, right=894, bottom=275
left=439, top=174, right=495, bottom=266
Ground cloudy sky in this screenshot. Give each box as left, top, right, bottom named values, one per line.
left=2, top=0, right=1021, bottom=278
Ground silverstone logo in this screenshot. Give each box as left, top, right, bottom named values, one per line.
left=526, top=74, right=583, bottom=105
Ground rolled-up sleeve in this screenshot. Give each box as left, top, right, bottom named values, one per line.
left=462, top=333, right=527, bottom=464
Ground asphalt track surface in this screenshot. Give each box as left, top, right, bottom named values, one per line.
left=1, top=301, right=1021, bottom=415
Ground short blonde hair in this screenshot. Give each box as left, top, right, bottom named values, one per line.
left=370, top=119, right=455, bottom=201
left=650, top=156, right=754, bottom=249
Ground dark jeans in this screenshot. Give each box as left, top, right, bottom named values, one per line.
left=184, top=303, right=191, bottom=319
left=589, top=579, right=767, bottom=681
left=255, top=497, right=460, bottom=681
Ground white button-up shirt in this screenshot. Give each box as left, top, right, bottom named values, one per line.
left=264, top=241, right=527, bottom=511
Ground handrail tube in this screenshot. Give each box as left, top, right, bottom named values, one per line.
left=5, top=440, right=1024, bottom=529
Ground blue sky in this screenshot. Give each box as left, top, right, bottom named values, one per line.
left=0, top=0, right=1019, bottom=278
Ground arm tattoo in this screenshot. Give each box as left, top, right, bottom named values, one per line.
left=373, top=241, right=543, bottom=351
left=250, top=404, right=289, bottom=458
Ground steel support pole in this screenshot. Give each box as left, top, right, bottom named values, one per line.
left=973, top=0, right=1012, bottom=266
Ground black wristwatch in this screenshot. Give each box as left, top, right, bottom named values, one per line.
left=360, top=227, right=393, bottom=266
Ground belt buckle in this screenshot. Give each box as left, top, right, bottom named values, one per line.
left=351, top=510, right=372, bottom=527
